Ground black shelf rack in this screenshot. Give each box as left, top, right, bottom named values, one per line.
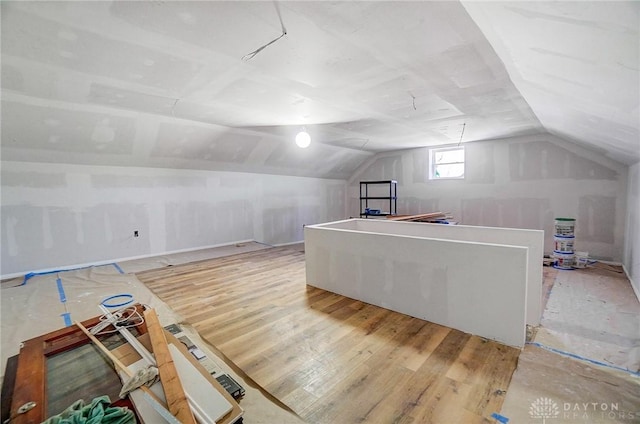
left=360, top=180, right=397, bottom=218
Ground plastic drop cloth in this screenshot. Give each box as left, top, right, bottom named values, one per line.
left=537, top=266, right=639, bottom=371
left=1, top=242, right=306, bottom=424
left=0, top=264, right=180, bottom=381
left=498, top=265, right=640, bottom=423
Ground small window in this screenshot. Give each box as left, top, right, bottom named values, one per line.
left=429, top=146, right=465, bottom=179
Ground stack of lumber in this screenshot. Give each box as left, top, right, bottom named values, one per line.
left=387, top=211, right=451, bottom=222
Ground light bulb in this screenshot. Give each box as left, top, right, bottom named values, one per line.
left=295, top=131, right=311, bottom=148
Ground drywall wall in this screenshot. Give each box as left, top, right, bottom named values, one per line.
left=348, top=219, right=543, bottom=326
left=1, top=161, right=347, bottom=277
left=350, top=133, right=628, bottom=262
left=624, top=162, right=640, bottom=302
left=305, top=220, right=529, bottom=347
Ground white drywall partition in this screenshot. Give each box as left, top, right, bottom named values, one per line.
left=351, top=219, right=544, bottom=325
left=624, top=162, right=640, bottom=302
left=305, top=220, right=529, bottom=348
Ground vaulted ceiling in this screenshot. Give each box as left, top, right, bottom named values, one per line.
left=1, top=1, right=638, bottom=179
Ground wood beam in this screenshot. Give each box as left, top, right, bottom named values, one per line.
left=144, top=309, right=197, bottom=424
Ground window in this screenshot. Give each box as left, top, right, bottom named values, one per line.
left=429, top=146, right=465, bottom=179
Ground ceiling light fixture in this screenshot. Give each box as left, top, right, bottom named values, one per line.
left=295, top=129, right=311, bottom=148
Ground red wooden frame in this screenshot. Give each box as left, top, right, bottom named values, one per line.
left=7, top=305, right=147, bottom=424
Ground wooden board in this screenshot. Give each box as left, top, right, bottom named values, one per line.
left=168, top=343, right=233, bottom=422
left=137, top=247, right=520, bottom=424
left=0, top=355, right=18, bottom=423
left=112, top=332, right=243, bottom=424
left=387, top=211, right=448, bottom=222
left=144, top=309, right=196, bottom=424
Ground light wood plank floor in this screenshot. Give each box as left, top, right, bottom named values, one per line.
left=137, top=247, right=520, bottom=424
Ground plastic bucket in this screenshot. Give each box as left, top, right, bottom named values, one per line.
left=554, top=235, right=575, bottom=252
left=575, top=251, right=589, bottom=269
left=555, top=218, right=576, bottom=236
left=553, top=251, right=575, bottom=270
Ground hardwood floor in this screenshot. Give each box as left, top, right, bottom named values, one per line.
left=137, top=247, right=520, bottom=423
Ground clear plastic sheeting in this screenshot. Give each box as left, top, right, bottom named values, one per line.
left=1, top=264, right=179, bottom=380
left=0, top=241, right=305, bottom=424
left=499, top=265, right=640, bottom=422
left=537, top=266, right=639, bottom=372
left=0, top=241, right=267, bottom=370
left=500, top=345, right=639, bottom=423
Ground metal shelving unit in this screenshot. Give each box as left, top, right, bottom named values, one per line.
left=359, top=180, right=397, bottom=218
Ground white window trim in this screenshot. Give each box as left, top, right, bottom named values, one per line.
left=429, top=146, right=465, bottom=180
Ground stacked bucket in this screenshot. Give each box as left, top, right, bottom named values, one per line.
left=553, top=218, right=576, bottom=269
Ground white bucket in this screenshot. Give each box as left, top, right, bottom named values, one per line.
left=554, top=235, right=575, bottom=252
left=555, top=218, right=576, bottom=236
left=553, top=251, right=575, bottom=270
left=575, top=251, right=589, bottom=269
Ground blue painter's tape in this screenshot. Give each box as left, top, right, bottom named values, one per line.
left=527, top=342, right=640, bottom=377
left=56, top=277, right=67, bottom=303
left=112, top=263, right=125, bottom=274
left=22, top=272, right=35, bottom=284
left=61, top=312, right=72, bottom=327
left=21, top=263, right=124, bottom=285
left=491, top=413, right=509, bottom=423
left=22, top=269, right=59, bottom=285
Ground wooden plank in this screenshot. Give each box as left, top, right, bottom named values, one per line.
left=387, top=211, right=447, bottom=221
left=164, top=332, right=242, bottom=424
left=43, top=304, right=147, bottom=356
left=74, top=321, right=168, bottom=407
left=144, top=309, right=197, bottom=424
left=112, top=333, right=244, bottom=424
left=0, top=355, right=19, bottom=424
left=168, top=344, right=233, bottom=422
left=10, top=338, right=45, bottom=424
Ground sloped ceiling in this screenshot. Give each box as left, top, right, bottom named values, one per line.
left=462, top=1, right=639, bottom=165
left=1, top=1, right=637, bottom=180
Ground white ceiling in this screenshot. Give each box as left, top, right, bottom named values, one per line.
left=1, top=1, right=638, bottom=179
left=463, top=1, right=639, bottom=166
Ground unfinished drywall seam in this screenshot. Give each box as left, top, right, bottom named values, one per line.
left=346, top=133, right=628, bottom=262
left=1, top=161, right=348, bottom=276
